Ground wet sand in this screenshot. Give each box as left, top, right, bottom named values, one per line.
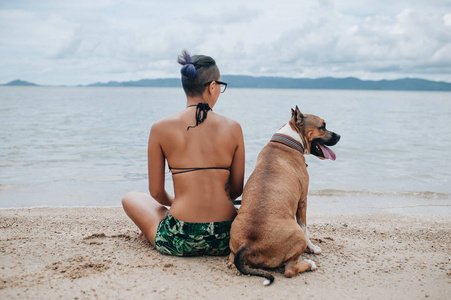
left=0, top=207, right=450, bottom=299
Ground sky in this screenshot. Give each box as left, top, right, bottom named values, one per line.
left=1, top=0, right=450, bottom=86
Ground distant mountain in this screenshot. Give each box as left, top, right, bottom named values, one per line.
left=86, top=78, right=180, bottom=88
left=86, top=75, right=451, bottom=91
left=4, top=79, right=38, bottom=86
left=3, top=76, right=450, bottom=91
left=221, top=76, right=451, bottom=91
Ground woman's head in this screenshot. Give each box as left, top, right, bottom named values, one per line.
left=177, top=50, right=220, bottom=97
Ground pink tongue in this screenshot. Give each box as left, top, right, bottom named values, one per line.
left=319, top=144, right=336, bottom=160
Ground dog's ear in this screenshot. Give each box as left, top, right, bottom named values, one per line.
left=291, top=106, right=304, bottom=124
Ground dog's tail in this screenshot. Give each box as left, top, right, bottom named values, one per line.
left=234, top=245, right=275, bottom=286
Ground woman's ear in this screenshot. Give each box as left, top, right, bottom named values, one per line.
left=208, top=81, right=216, bottom=94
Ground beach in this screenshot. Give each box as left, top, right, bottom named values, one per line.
left=1, top=207, right=449, bottom=299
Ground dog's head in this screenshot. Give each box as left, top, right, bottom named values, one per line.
left=289, top=106, right=340, bottom=160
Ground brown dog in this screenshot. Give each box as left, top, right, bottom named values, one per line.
left=229, top=106, right=340, bottom=285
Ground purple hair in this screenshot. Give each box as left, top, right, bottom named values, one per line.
left=177, top=50, right=218, bottom=97
left=177, top=50, right=197, bottom=79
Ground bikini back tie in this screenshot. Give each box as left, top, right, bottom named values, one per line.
left=187, top=102, right=212, bottom=130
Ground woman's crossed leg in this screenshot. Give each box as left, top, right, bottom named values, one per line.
left=122, top=192, right=168, bottom=245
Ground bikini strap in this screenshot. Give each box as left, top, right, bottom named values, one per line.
left=168, top=166, right=231, bottom=175
left=187, top=102, right=212, bottom=130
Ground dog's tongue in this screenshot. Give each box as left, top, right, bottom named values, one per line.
left=319, top=144, right=336, bottom=160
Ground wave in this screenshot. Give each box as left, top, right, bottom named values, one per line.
left=308, top=189, right=451, bottom=199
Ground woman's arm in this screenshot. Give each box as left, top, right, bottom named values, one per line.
left=228, top=122, right=245, bottom=201
left=147, top=122, right=173, bottom=206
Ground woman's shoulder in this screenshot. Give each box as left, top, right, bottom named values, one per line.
left=211, top=113, right=243, bottom=137
left=213, top=113, right=241, bottom=128
left=149, top=113, right=183, bottom=140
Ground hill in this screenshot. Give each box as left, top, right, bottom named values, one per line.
left=86, top=78, right=180, bottom=88
left=2, top=77, right=450, bottom=91
left=86, top=76, right=451, bottom=91
left=4, top=79, right=38, bottom=86
left=222, top=76, right=451, bottom=91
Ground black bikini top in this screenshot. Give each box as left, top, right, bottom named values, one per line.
left=168, top=102, right=230, bottom=175
left=167, top=102, right=230, bottom=175
left=168, top=165, right=231, bottom=175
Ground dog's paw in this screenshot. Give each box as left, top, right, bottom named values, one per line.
left=311, top=245, right=322, bottom=254
left=304, top=259, right=318, bottom=271
left=306, top=244, right=322, bottom=254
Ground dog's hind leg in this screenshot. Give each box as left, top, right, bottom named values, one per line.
left=227, top=252, right=235, bottom=267
left=284, top=259, right=318, bottom=278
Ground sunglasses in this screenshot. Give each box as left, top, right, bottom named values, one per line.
left=203, top=80, right=228, bottom=93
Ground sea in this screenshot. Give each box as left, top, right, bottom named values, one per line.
left=1, top=86, right=450, bottom=216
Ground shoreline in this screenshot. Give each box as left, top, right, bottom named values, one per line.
left=1, top=207, right=450, bottom=299
left=1, top=192, right=450, bottom=218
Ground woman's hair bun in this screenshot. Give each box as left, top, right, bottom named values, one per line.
left=177, top=50, right=197, bottom=79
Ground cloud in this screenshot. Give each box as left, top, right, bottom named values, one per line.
left=241, top=6, right=451, bottom=80
left=0, top=0, right=450, bottom=85
left=188, top=4, right=260, bottom=25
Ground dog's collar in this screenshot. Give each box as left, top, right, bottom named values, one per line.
left=270, top=133, right=305, bottom=154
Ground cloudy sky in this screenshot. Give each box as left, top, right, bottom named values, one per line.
left=1, top=0, right=450, bottom=85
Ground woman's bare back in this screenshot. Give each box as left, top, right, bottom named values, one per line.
left=150, top=108, right=244, bottom=222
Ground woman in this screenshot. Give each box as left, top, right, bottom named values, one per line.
left=122, top=50, right=245, bottom=256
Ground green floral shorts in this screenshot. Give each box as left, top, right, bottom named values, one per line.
left=154, top=212, right=234, bottom=257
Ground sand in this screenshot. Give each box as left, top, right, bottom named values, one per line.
left=0, top=207, right=450, bottom=299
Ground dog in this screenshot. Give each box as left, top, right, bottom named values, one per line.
left=229, top=106, right=340, bottom=285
